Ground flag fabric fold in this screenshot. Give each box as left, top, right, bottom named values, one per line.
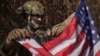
left=17, top=0, right=100, bottom=56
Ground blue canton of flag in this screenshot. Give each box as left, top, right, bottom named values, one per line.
left=75, top=0, right=100, bottom=56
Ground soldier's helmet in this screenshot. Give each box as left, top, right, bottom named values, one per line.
left=16, top=0, right=45, bottom=16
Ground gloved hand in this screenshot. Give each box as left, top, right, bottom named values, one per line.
left=6, top=28, right=29, bottom=44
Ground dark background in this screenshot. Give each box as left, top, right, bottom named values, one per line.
left=0, top=0, right=100, bottom=43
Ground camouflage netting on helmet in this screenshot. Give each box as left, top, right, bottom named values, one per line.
left=16, top=0, right=45, bottom=15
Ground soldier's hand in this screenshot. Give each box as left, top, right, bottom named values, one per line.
left=6, top=28, right=29, bottom=44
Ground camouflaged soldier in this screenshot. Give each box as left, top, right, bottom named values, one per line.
left=6, top=0, right=74, bottom=44
left=0, top=0, right=75, bottom=56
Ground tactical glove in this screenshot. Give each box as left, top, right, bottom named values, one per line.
left=6, top=28, right=29, bottom=44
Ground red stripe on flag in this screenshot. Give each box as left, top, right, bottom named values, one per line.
left=23, top=43, right=35, bottom=56
left=54, top=31, right=86, bottom=56
left=96, top=50, right=100, bottom=56
left=34, top=48, right=52, bottom=56
left=79, top=42, right=89, bottom=56
left=42, top=17, right=77, bottom=50
left=23, top=42, right=52, bottom=56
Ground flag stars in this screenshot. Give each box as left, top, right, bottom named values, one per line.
left=86, top=6, right=89, bottom=10
left=92, top=30, right=96, bottom=34
left=82, top=7, right=85, bottom=11
left=81, top=23, right=84, bottom=27
left=91, top=20, right=94, bottom=24
left=93, top=40, right=96, bottom=44
left=80, top=11, right=83, bottom=14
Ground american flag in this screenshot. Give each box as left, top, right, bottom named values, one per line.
left=18, top=0, right=100, bottom=56
left=75, top=0, right=100, bottom=56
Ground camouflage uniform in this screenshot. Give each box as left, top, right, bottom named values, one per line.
left=0, top=0, right=75, bottom=56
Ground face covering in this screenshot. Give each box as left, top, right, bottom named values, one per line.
left=29, top=16, right=41, bottom=29
left=28, top=15, right=48, bottom=31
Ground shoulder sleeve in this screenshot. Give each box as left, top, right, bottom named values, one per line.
left=46, top=12, right=75, bottom=37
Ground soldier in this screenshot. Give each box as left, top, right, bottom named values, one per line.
left=0, top=0, right=75, bottom=56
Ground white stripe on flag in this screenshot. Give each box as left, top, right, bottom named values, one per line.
left=18, top=38, right=42, bottom=56
left=18, top=39, right=42, bottom=48
left=68, top=35, right=86, bottom=56
left=18, top=38, right=52, bottom=56
left=94, top=41, right=100, bottom=56
left=49, top=25, right=82, bottom=55
left=29, top=48, right=39, bottom=56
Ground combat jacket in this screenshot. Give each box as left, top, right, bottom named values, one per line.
left=0, top=13, right=75, bottom=56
